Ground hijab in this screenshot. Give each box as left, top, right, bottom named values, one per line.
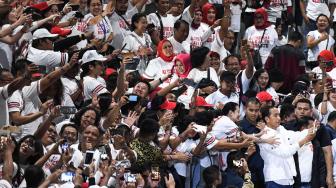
left=157, top=39, right=175, bottom=62
left=174, top=53, right=191, bottom=78
left=254, top=8, right=271, bottom=30
left=202, top=3, right=216, bottom=26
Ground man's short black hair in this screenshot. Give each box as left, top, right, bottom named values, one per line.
left=288, top=30, right=303, bottom=42
left=280, top=104, right=295, bottom=121
left=220, top=71, right=236, bottom=83
left=174, top=19, right=189, bottom=30
left=222, top=102, right=238, bottom=116
left=203, top=165, right=220, bottom=187
left=328, top=111, right=336, bottom=123
left=223, top=54, right=239, bottom=65
left=295, top=98, right=312, bottom=109
left=261, top=106, right=274, bottom=122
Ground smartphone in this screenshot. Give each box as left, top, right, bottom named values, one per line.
left=124, top=172, right=136, bottom=183
left=128, top=95, right=138, bottom=102
left=115, top=160, right=131, bottom=169
left=233, top=159, right=243, bottom=168
left=61, top=142, right=69, bottom=153
left=151, top=166, right=160, bottom=181
left=60, top=106, right=77, bottom=114
left=84, top=151, right=94, bottom=166
left=74, top=11, right=84, bottom=18
left=60, top=171, right=75, bottom=182
left=182, top=78, right=197, bottom=88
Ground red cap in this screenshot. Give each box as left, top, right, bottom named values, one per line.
left=159, top=100, right=176, bottom=110
left=104, top=68, right=116, bottom=80
left=319, top=50, right=336, bottom=72
left=51, top=26, right=72, bottom=37
left=195, top=96, right=213, bottom=107
left=256, top=91, right=273, bottom=102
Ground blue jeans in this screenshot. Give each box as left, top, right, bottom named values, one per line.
left=265, top=181, right=293, bottom=188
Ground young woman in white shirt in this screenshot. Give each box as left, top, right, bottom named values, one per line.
left=307, top=14, right=335, bottom=69
left=123, top=12, right=153, bottom=74
left=84, top=0, right=113, bottom=44
left=188, top=47, right=220, bottom=95
left=80, top=50, right=109, bottom=101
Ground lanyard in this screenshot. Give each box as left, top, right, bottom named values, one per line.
left=97, top=17, right=108, bottom=40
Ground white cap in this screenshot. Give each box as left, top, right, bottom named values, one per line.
left=32, top=28, right=58, bottom=40
left=81, top=50, right=107, bottom=65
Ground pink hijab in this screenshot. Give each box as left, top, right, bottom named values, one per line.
left=174, top=53, right=191, bottom=78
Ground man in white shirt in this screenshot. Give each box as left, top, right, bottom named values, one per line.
left=109, top=0, right=147, bottom=49
left=258, top=106, right=315, bottom=187
left=205, top=71, right=239, bottom=107
left=168, top=19, right=189, bottom=54
left=27, top=28, right=69, bottom=72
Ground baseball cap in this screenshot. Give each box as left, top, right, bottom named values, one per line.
left=51, top=26, right=72, bottom=37
left=159, top=100, right=176, bottom=110
left=32, top=28, right=58, bottom=40
left=319, top=50, right=336, bottom=72
left=81, top=50, right=107, bottom=65
left=195, top=96, right=213, bottom=107
left=256, top=91, right=273, bottom=103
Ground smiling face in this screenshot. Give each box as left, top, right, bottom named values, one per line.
left=162, top=41, right=174, bottom=57
left=206, top=8, right=216, bottom=23
left=329, top=89, right=336, bottom=103
left=134, top=16, right=148, bottom=33
left=175, top=60, right=185, bottom=74
left=265, top=108, right=281, bottom=129
left=316, top=15, right=329, bottom=31
left=41, top=125, right=57, bottom=146
left=80, top=110, right=97, bottom=131
left=19, top=137, right=36, bottom=157
left=82, top=125, right=100, bottom=147
left=89, top=0, right=102, bottom=16
left=133, top=82, right=150, bottom=98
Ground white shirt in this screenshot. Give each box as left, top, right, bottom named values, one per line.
left=174, top=139, right=198, bottom=177
left=61, top=77, right=79, bottom=107
left=7, top=81, right=42, bottom=139
left=318, top=101, right=336, bottom=125
left=185, top=23, right=213, bottom=53
left=244, top=25, right=278, bottom=65
left=266, top=0, right=291, bottom=23
left=258, top=126, right=308, bottom=185
left=167, top=36, right=188, bottom=54
left=187, top=67, right=220, bottom=87
left=123, top=31, right=152, bottom=52
left=307, top=30, right=335, bottom=62
left=109, top=7, right=138, bottom=49
left=27, top=46, right=69, bottom=72
left=205, top=90, right=239, bottom=107
left=147, top=13, right=177, bottom=39
left=84, top=14, right=113, bottom=42
left=83, top=76, right=109, bottom=100
left=143, top=57, right=174, bottom=88
left=211, top=29, right=231, bottom=62
left=230, top=4, right=242, bottom=32
left=306, top=0, right=335, bottom=21
left=0, top=85, right=9, bottom=126
left=297, top=131, right=313, bottom=183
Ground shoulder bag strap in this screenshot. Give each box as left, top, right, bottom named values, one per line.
left=258, top=29, right=267, bottom=51
left=207, top=68, right=210, bottom=80
left=116, top=12, right=131, bottom=29
left=326, top=34, right=329, bottom=50
left=155, top=12, right=164, bottom=40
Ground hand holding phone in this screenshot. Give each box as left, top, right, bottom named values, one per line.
left=84, top=151, right=94, bottom=166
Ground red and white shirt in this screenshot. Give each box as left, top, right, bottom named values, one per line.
left=147, top=13, right=177, bottom=39
left=83, top=76, right=109, bottom=100
left=143, top=57, right=174, bottom=88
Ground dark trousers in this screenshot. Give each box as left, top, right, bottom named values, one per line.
left=265, top=181, right=293, bottom=188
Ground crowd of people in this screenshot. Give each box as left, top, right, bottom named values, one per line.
left=1, top=0, right=336, bottom=187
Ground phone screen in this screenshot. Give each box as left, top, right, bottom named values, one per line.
left=60, top=171, right=75, bottom=182
left=84, top=151, right=94, bottom=165
left=124, top=172, right=136, bottom=183
left=128, top=95, right=138, bottom=102
left=60, top=106, right=77, bottom=114
left=151, top=167, right=160, bottom=181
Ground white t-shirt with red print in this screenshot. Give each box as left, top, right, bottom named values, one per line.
left=147, top=13, right=178, bottom=39
left=266, top=0, right=292, bottom=23
left=184, top=23, right=214, bottom=53
left=143, top=57, right=174, bottom=88
left=109, top=7, right=138, bottom=49
left=306, top=0, right=335, bottom=21
left=244, top=25, right=278, bottom=66
left=84, top=14, right=114, bottom=42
